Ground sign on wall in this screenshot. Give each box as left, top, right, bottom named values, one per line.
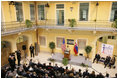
left=67, top=39, right=74, bottom=45
left=101, top=43, right=114, bottom=56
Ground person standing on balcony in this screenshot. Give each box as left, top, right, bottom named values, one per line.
left=29, top=44, right=35, bottom=58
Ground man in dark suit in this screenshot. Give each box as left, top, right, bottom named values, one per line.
left=93, top=53, right=100, bottom=63
left=16, top=50, right=21, bottom=66
left=97, top=54, right=100, bottom=63
left=10, top=55, right=16, bottom=71
left=104, top=56, right=111, bottom=68
left=83, top=69, right=89, bottom=78
left=8, top=54, right=12, bottom=69
left=109, top=56, right=115, bottom=68
left=29, top=44, right=35, bottom=57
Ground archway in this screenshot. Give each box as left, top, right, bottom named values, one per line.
left=1, top=41, right=11, bottom=66
left=96, top=35, right=117, bottom=58
left=16, top=35, right=28, bottom=58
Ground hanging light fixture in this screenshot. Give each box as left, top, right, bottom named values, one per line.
left=96, top=2, right=99, bottom=6
left=9, top=1, right=15, bottom=5
left=45, top=3, right=50, bottom=7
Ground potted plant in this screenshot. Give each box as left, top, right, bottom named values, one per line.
left=112, top=19, right=117, bottom=28
left=25, top=19, right=33, bottom=28
left=49, top=42, right=55, bottom=54
left=68, top=19, right=76, bottom=27
left=48, top=58, right=55, bottom=66
left=80, top=63, right=89, bottom=67
left=62, top=58, right=68, bottom=66
left=85, top=46, right=92, bottom=58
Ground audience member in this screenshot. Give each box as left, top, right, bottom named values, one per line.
left=83, top=69, right=89, bottom=78
left=2, top=58, right=117, bottom=78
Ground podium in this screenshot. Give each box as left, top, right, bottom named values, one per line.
left=64, top=50, right=70, bottom=59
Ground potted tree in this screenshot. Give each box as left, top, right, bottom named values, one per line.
left=85, top=46, right=92, bottom=59
left=25, top=19, right=33, bottom=28
left=112, top=19, right=117, bottom=28
left=49, top=42, right=55, bottom=54
left=68, top=19, right=76, bottom=27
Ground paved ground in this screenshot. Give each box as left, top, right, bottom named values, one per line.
left=21, top=52, right=117, bottom=78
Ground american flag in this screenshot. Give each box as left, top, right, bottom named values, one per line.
left=61, top=38, right=66, bottom=52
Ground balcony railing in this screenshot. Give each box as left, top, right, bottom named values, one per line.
left=1, top=19, right=116, bottom=36
left=1, top=21, right=37, bottom=36
left=37, top=19, right=113, bottom=28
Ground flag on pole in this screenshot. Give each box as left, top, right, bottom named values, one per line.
left=61, top=38, right=66, bottom=52
left=74, top=42, right=78, bottom=55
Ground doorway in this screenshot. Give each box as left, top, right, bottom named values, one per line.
left=16, top=36, right=28, bottom=58
left=57, top=10, right=64, bottom=25
left=56, top=4, right=64, bottom=25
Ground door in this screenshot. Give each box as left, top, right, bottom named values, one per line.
left=57, top=10, right=64, bottom=25
left=16, top=40, right=28, bottom=58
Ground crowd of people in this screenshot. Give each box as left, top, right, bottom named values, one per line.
left=1, top=59, right=117, bottom=78
left=1, top=44, right=117, bottom=78
left=93, top=53, right=116, bottom=69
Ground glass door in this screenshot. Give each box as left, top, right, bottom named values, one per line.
left=57, top=10, right=64, bottom=25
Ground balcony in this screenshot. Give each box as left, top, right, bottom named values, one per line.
left=1, top=21, right=38, bottom=36
left=1, top=19, right=117, bottom=36
left=37, top=19, right=116, bottom=32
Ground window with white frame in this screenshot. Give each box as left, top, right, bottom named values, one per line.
left=56, top=4, right=64, bottom=9
left=15, top=2, right=23, bottom=21
left=39, top=36, right=46, bottom=46
left=38, top=5, right=45, bottom=20
left=30, top=4, right=35, bottom=21
left=56, top=37, right=64, bottom=48
left=110, top=2, right=117, bottom=21
left=79, top=3, right=89, bottom=21
left=77, top=39, right=86, bottom=49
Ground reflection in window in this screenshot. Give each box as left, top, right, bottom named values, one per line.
left=79, top=3, right=89, bottom=21
left=30, top=4, right=35, bottom=21
left=15, top=2, right=23, bottom=21
left=56, top=37, right=64, bottom=48
left=110, top=2, right=117, bottom=21
left=39, top=36, right=46, bottom=46
left=77, top=39, right=86, bottom=49
left=38, top=5, right=45, bottom=20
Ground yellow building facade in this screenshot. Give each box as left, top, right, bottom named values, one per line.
left=1, top=1, right=117, bottom=66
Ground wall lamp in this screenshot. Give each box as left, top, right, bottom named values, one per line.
left=70, top=7, right=73, bottom=12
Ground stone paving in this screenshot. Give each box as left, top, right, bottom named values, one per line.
left=21, top=52, right=117, bottom=77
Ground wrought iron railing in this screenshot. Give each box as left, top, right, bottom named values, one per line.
left=1, top=19, right=115, bottom=35
left=37, top=19, right=113, bottom=28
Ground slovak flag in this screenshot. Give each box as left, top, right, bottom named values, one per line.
left=74, top=42, right=78, bottom=55
left=61, top=38, right=66, bottom=52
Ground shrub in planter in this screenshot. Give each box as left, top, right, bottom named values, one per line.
left=62, top=58, right=68, bottom=66
left=49, top=42, right=55, bottom=53
left=68, top=19, right=76, bottom=27
left=25, top=19, right=33, bottom=28
left=85, top=46, right=92, bottom=58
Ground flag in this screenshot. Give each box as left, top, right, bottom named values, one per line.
left=61, top=38, right=66, bottom=52
left=74, top=42, right=78, bottom=55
